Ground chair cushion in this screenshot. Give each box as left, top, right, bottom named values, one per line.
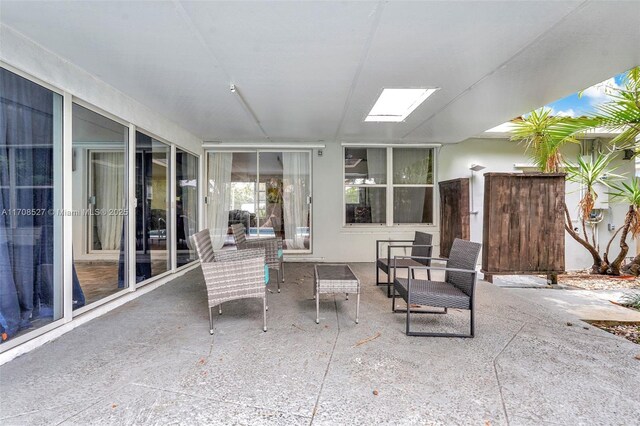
left=377, top=257, right=425, bottom=274
left=277, top=249, right=283, bottom=258
left=393, top=278, right=470, bottom=310
left=264, top=264, right=270, bottom=285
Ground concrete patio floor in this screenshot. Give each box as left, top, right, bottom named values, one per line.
left=1, top=263, right=639, bottom=425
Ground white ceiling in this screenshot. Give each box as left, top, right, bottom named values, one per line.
left=1, top=1, right=638, bottom=144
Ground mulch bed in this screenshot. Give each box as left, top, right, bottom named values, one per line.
left=552, top=271, right=640, bottom=290
left=587, top=321, right=640, bottom=345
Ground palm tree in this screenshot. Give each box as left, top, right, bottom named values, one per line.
left=591, top=66, right=640, bottom=149
left=564, top=152, right=621, bottom=274
left=510, top=108, right=583, bottom=173
left=509, top=67, right=640, bottom=275
left=606, top=178, right=640, bottom=275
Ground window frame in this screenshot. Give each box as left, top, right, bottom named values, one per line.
left=342, top=145, right=438, bottom=227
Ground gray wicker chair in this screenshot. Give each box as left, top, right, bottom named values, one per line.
left=192, top=229, right=268, bottom=333
left=230, top=224, right=284, bottom=292
left=392, top=238, right=482, bottom=337
left=376, top=232, right=433, bottom=297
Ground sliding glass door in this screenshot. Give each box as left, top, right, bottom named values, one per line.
left=135, top=131, right=170, bottom=282
left=175, top=149, right=198, bottom=267
left=207, top=150, right=311, bottom=252
left=72, top=104, right=128, bottom=308
left=0, top=67, right=63, bottom=342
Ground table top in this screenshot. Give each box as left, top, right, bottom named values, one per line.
left=315, top=264, right=358, bottom=282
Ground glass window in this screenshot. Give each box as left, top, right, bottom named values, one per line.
left=344, top=148, right=386, bottom=184
left=392, top=147, right=434, bottom=224
left=344, top=146, right=435, bottom=225
left=344, top=148, right=387, bottom=225
left=72, top=103, right=128, bottom=308
left=345, top=187, right=386, bottom=224
left=207, top=151, right=311, bottom=251
left=393, top=148, right=433, bottom=184
left=176, top=149, right=198, bottom=267
left=135, top=131, right=170, bottom=282
left=0, top=67, right=63, bottom=343
left=393, top=187, right=434, bottom=224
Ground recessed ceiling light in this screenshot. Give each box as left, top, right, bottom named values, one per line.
left=365, top=88, right=438, bottom=122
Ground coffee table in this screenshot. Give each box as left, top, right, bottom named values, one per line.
left=313, top=264, right=360, bottom=324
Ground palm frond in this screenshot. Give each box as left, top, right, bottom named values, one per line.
left=565, top=152, right=624, bottom=219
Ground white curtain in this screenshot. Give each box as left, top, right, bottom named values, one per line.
left=207, top=153, right=233, bottom=249
left=181, top=183, right=198, bottom=251
left=367, top=148, right=386, bottom=223
left=282, top=152, right=310, bottom=250
left=93, top=152, right=124, bottom=250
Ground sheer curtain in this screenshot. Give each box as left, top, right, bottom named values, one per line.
left=207, top=153, right=232, bottom=249
left=282, top=152, right=309, bottom=250
left=93, top=152, right=124, bottom=250
left=367, top=148, right=386, bottom=223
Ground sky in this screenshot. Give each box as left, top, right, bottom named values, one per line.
left=545, top=71, right=627, bottom=118
left=486, top=70, right=628, bottom=132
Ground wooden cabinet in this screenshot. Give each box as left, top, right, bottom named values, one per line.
left=439, top=178, right=470, bottom=258
left=481, top=173, right=565, bottom=282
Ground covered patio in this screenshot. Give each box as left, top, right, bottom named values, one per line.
left=1, top=264, right=638, bottom=425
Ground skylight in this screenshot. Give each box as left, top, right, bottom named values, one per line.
left=365, top=88, right=438, bottom=122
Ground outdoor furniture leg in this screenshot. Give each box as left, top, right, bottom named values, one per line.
left=406, top=292, right=411, bottom=335
left=277, top=269, right=281, bottom=293
left=316, top=286, right=320, bottom=325
left=470, top=299, right=474, bottom=337
left=392, top=284, right=396, bottom=312
left=281, top=261, right=284, bottom=283
left=263, top=296, right=267, bottom=332
left=346, top=293, right=349, bottom=300
left=355, top=291, right=360, bottom=324
left=219, top=305, right=222, bottom=315
left=209, top=306, right=214, bottom=335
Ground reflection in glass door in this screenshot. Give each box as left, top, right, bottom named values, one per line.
left=207, top=150, right=311, bottom=251
left=135, top=131, right=170, bottom=282
left=0, top=67, right=63, bottom=342
left=176, top=149, right=198, bottom=267
left=72, top=103, right=128, bottom=308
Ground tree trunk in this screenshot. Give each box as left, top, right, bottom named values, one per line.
left=624, top=252, right=640, bottom=276
left=608, top=205, right=634, bottom=275
left=563, top=203, right=605, bottom=274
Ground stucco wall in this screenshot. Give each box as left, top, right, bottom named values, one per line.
left=0, top=25, right=203, bottom=154
left=303, top=138, right=636, bottom=271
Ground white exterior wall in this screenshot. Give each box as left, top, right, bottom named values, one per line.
left=442, top=138, right=636, bottom=271
left=1, top=25, right=205, bottom=260
left=303, top=138, right=636, bottom=271
left=0, top=25, right=203, bottom=154
left=304, top=141, right=438, bottom=263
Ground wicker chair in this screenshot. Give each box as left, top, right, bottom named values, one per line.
left=230, top=224, right=284, bottom=292
left=392, top=238, right=482, bottom=337
left=192, top=229, right=268, bottom=333
left=376, top=232, right=433, bottom=297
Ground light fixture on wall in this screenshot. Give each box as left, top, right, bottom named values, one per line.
left=230, top=83, right=270, bottom=141
left=469, top=163, right=486, bottom=215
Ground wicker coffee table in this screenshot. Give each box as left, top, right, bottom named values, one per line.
left=313, top=264, right=360, bottom=324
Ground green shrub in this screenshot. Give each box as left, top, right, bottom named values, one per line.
left=620, top=292, right=640, bottom=310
